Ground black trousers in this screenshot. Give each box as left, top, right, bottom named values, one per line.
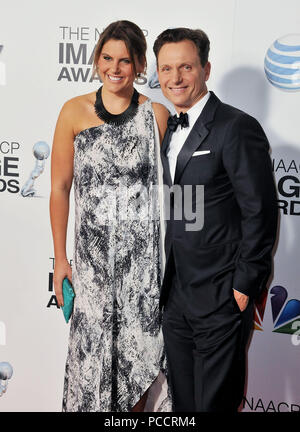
left=162, top=275, right=254, bottom=412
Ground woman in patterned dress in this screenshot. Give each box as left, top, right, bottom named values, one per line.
left=50, top=20, right=170, bottom=412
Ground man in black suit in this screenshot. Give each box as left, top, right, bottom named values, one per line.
left=153, top=28, right=278, bottom=412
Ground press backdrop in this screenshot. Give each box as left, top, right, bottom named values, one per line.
left=0, top=0, right=300, bottom=412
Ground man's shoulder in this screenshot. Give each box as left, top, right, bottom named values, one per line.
left=215, top=95, right=249, bottom=119
left=208, top=94, right=268, bottom=147
left=211, top=93, right=261, bottom=129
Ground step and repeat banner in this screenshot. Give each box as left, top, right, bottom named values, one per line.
left=1, top=0, right=300, bottom=412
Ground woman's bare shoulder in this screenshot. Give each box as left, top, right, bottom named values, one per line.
left=151, top=101, right=169, bottom=116
left=62, top=91, right=96, bottom=113
left=138, top=93, right=169, bottom=116
left=137, top=93, right=148, bottom=105
left=150, top=102, right=170, bottom=128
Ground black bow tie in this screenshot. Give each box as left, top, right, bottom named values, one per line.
left=167, top=112, right=189, bottom=132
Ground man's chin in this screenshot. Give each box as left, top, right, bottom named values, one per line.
left=165, top=96, right=190, bottom=109
left=173, top=101, right=191, bottom=112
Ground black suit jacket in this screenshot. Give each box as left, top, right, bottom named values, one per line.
left=160, top=92, right=278, bottom=316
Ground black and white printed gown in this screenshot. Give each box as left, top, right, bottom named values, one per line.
left=62, top=99, right=170, bottom=412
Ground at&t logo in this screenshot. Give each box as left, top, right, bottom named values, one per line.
left=264, top=34, right=300, bottom=92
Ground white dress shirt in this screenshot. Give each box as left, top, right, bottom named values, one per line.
left=167, top=91, right=210, bottom=183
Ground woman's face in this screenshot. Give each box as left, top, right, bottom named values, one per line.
left=97, top=39, right=143, bottom=94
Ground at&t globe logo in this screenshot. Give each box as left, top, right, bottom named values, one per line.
left=264, top=34, right=300, bottom=92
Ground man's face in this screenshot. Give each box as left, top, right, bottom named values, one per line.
left=157, top=39, right=211, bottom=113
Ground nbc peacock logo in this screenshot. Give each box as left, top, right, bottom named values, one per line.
left=254, top=285, right=300, bottom=334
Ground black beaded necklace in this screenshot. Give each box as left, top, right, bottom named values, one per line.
left=94, top=86, right=139, bottom=126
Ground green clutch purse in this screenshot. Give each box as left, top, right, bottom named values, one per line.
left=61, top=277, right=75, bottom=323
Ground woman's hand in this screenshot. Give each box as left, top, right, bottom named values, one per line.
left=53, top=259, right=73, bottom=307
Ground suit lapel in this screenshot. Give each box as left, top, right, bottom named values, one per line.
left=174, top=125, right=209, bottom=185
left=173, top=91, right=220, bottom=185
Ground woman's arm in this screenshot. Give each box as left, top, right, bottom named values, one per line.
left=50, top=100, right=75, bottom=307
left=152, top=102, right=169, bottom=144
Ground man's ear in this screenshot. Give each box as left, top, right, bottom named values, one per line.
left=204, top=62, right=211, bottom=81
